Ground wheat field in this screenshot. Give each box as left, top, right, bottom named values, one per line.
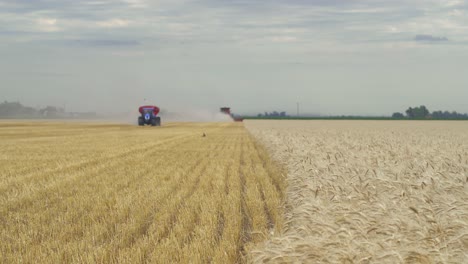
left=246, top=120, right=468, bottom=263
left=0, top=121, right=285, bottom=263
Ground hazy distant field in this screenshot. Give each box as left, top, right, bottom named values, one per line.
left=246, top=120, right=468, bottom=263
left=0, top=121, right=285, bottom=263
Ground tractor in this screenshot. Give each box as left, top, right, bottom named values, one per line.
left=138, top=105, right=161, bottom=126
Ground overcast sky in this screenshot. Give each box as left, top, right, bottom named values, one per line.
left=1, top=0, right=467, bottom=115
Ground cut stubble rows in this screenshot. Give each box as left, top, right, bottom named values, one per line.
left=0, top=121, right=285, bottom=263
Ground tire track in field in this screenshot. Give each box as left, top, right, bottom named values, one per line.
left=0, top=124, right=138, bottom=142
left=21, top=149, right=173, bottom=250
left=146, top=131, right=241, bottom=263
left=0, top=133, right=195, bottom=204
left=251, top=139, right=284, bottom=198
left=0, top=135, right=144, bottom=178
left=144, top=132, right=236, bottom=262
left=1, top=134, right=198, bottom=213
left=249, top=141, right=274, bottom=232
left=113, top=135, right=223, bottom=261
left=118, top=154, right=208, bottom=251
left=215, top=212, right=226, bottom=245
left=1, top=131, right=188, bottom=180
left=2, top=131, right=213, bottom=259
left=176, top=134, right=233, bottom=250
left=28, top=137, right=203, bottom=257
left=93, top=147, right=206, bottom=250
left=0, top=123, right=187, bottom=178
left=237, top=138, right=253, bottom=263
left=145, top=157, right=208, bottom=244
left=250, top=141, right=284, bottom=231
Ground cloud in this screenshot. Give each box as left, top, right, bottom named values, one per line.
left=121, top=0, right=147, bottom=8
left=414, top=34, right=449, bottom=42
left=71, top=39, right=141, bottom=47
left=96, top=19, right=131, bottom=28
left=36, top=18, right=60, bottom=32
left=444, top=0, right=464, bottom=7
left=0, top=0, right=467, bottom=48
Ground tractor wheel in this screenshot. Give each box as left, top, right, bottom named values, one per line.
left=150, top=118, right=157, bottom=126
left=138, top=117, right=144, bottom=126
left=156, top=117, right=161, bottom=126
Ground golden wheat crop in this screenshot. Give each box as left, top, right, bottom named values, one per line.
left=246, top=120, right=468, bottom=263
left=0, top=121, right=285, bottom=263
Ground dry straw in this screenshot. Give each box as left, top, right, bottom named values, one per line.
left=0, top=121, right=285, bottom=263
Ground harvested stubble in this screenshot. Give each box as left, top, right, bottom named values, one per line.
left=0, top=121, right=285, bottom=263
left=246, top=120, right=468, bottom=263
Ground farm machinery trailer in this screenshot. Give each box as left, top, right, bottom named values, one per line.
left=138, top=105, right=161, bottom=126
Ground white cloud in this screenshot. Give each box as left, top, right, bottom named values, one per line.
left=36, top=18, right=60, bottom=32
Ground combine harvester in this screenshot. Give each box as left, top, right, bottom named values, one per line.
left=138, top=105, right=161, bottom=126
left=220, top=107, right=244, bottom=122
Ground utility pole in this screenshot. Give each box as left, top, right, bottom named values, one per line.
left=297, top=102, right=300, bottom=117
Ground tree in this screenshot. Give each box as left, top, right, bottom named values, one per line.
left=0, top=101, right=37, bottom=117
left=405, top=105, right=430, bottom=119
left=420, top=105, right=430, bottom=118
left=401, top=106, right=468, bottom=120
left=392, top=112, right=405, bottom=119
left=432, top=110, right=442, bottom=119
left=405, top=107, right=414, bottom=119
left=432, top=110, right=468, bottom=120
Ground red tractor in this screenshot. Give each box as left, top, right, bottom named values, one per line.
left=138, top=105, right=161, bottom=126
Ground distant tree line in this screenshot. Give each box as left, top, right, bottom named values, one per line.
left=392, top=105, right=468, bottom=120
left=0, top=101, right=37, bottom=117
left=0, top=101, right=96, bottom=119
left=257, top=111, right=288, bottom=118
